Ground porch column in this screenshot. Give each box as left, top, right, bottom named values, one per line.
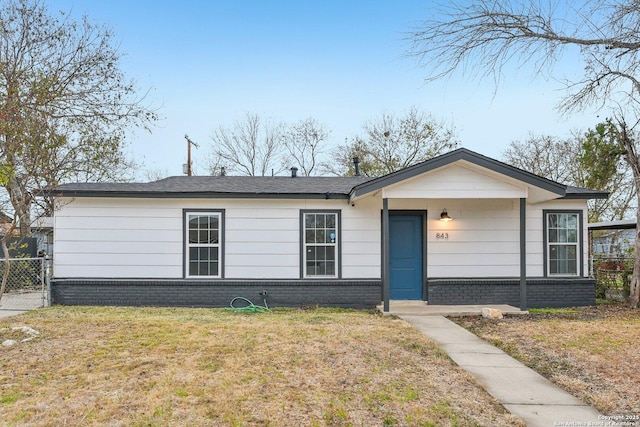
left=520, top=197, right=527, bottom=310
left=382, top=198, right=390, bottom=312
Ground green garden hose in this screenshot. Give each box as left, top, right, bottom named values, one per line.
left=226, top=296, right=271, bottom=313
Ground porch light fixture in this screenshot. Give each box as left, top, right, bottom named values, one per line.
left=440, top=208, right=453, bottom=222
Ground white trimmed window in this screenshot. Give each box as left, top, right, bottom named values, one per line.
left=185, top=211, right=222, bottom=278
left=302, top=211, right=339, bottom=277
left=546, top=212, right=580, bottom=276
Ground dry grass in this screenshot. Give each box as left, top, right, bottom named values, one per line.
left=453, top=303, right=640, bottom=415
left=0, top=306, right=521, bottom=426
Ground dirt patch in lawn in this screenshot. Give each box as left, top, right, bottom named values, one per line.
left=0, top=306, right=522, bottom=426
left=452, top=303, right=640, bottom=416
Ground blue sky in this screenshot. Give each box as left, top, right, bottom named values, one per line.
left=50, top=0, right=599, bottom=178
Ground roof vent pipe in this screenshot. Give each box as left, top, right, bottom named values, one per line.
left=353, top=157, right=361, bottom=177
left=290, top=167, right=298, bottom=178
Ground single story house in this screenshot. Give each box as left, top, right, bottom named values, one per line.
left=31, top=216, right=54, bottom=258
left=588, top=219, right=636, bottom=257
left=0, top=211, right=15, bottom=236
left=50, top=148, right=607, bottom=310
left=0, top=212, right=39, bottom=258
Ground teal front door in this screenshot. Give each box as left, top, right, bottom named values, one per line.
left=389, top=215, right=424, bottom=300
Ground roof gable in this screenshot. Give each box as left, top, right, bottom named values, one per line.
left=351, top=148, right=567, bottom=200
left=380, top=162, right=528, bottom=199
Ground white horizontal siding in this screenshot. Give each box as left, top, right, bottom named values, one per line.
left=382, top=163, right=526, bottom=199
left=430, top=253, right=521, bottom=266
left=385, top=197, right=590, bottom=279
left=55, top=216, right=180, bottom=231
left=56, top=253, right=180, bottom=266
left=392, top=198, right=518, bottom=278
left=526, top=205, right=546, bottom=276
left=224, top=204, right=299, bottom=278
left=431, top=241, right=519, bottom=254
left=227, top=217, right=297, bottom=231
left=54, top=198, right=183, bottom=278
left=386, top=188, right=525, bottom=199
left=52, top=205, right=179, bottom=218
left=430, top=229, right=519, bottom=242
left=54, top=197, right=382, bottom=280
left=55, top=265, right=179, bottom=278
left=341, top=196, right=380, bottom=278
left=225, top=242, right=298, bottom=255
left=222, top=198, right=382, bottom=278
left=58, top=228, right=181, bottom=243
left=226, top=229, right=297, bottom=244
left=225, top=253, right=299, bottom=268
left=55, top=241, right=182, bottom=254
left=53, top=193, right=589, bottom=282
left=525, top=200, right=589, bottom=277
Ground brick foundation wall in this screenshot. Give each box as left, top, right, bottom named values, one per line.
left=51, top=279, right=382, bottom=309
left=427, top=278, right=595, bottom=307
left=52, top=277, right=595, bottom=309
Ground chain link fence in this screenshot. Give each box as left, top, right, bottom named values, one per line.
left=0, top=257, right=50, bottom=311
left=591, top=257, right=633, bottom=302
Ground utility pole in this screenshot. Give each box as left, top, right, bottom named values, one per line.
left=184, top=134, right=199, bottom=176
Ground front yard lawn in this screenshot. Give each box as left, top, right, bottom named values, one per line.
left=0, top=306, right=521, bottom=426
left=453, top=303, right=640, bottom=416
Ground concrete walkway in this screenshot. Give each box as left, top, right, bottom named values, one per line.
left=400, top=314, right=603, bottom=427
left=0, top=310, right=27, bottom=318
left=0, top=291, right=46, bottom=318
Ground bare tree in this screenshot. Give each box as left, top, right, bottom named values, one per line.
left=503, top=134, right=581, bottom=183
left=283, top=118, right=329, bottom=176
left=326, top=107, right=458, bottom=177
left=614, top=120, right=640, bottom=307
left=408, top=0, right=640, bottom=307
left=0, top=0, right=157, bottom=232
left=323, top=137, right=369, bottom=177
left=504, top=130, right=635, bottom=222
left=142, top=167, right=171, bottom=182
left=0, top=0, right=157, bottom=303
left=408, top=1, right=640, bottom=113
left=579, top=121, right=636, bottom=222
left=209, top=113, right=285, bottom=176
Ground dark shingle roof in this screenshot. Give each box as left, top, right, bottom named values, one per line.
left=50, top=149, right=609, bottom=201
left=53, top=176, right=373, bottom=199
left=564, top=185, right=608, bottom=199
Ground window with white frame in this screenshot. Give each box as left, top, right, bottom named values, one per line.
left=546, top=212, right=580, bottom=276
left=302, top=211, right=339, bottom=277
left=185, top=211, right=222, bottom=278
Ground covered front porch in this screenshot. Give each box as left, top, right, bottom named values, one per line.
left=376, top=300, right=527, bottom=316
left=377, top=198, right=531, bottom=312
left=347, top=149, right=600, bottom=312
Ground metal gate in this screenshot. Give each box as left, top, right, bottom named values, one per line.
left=0, top=257, right=51, bottom=311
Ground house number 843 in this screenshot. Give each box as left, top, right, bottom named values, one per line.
left=436, top=233, right=449, bottom=240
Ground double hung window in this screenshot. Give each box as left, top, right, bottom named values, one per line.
left=185, top=211, right=223, bottom=278
left=302, top=211, right=340, bottom=278
left=546, top=211, right=580, bottom=276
